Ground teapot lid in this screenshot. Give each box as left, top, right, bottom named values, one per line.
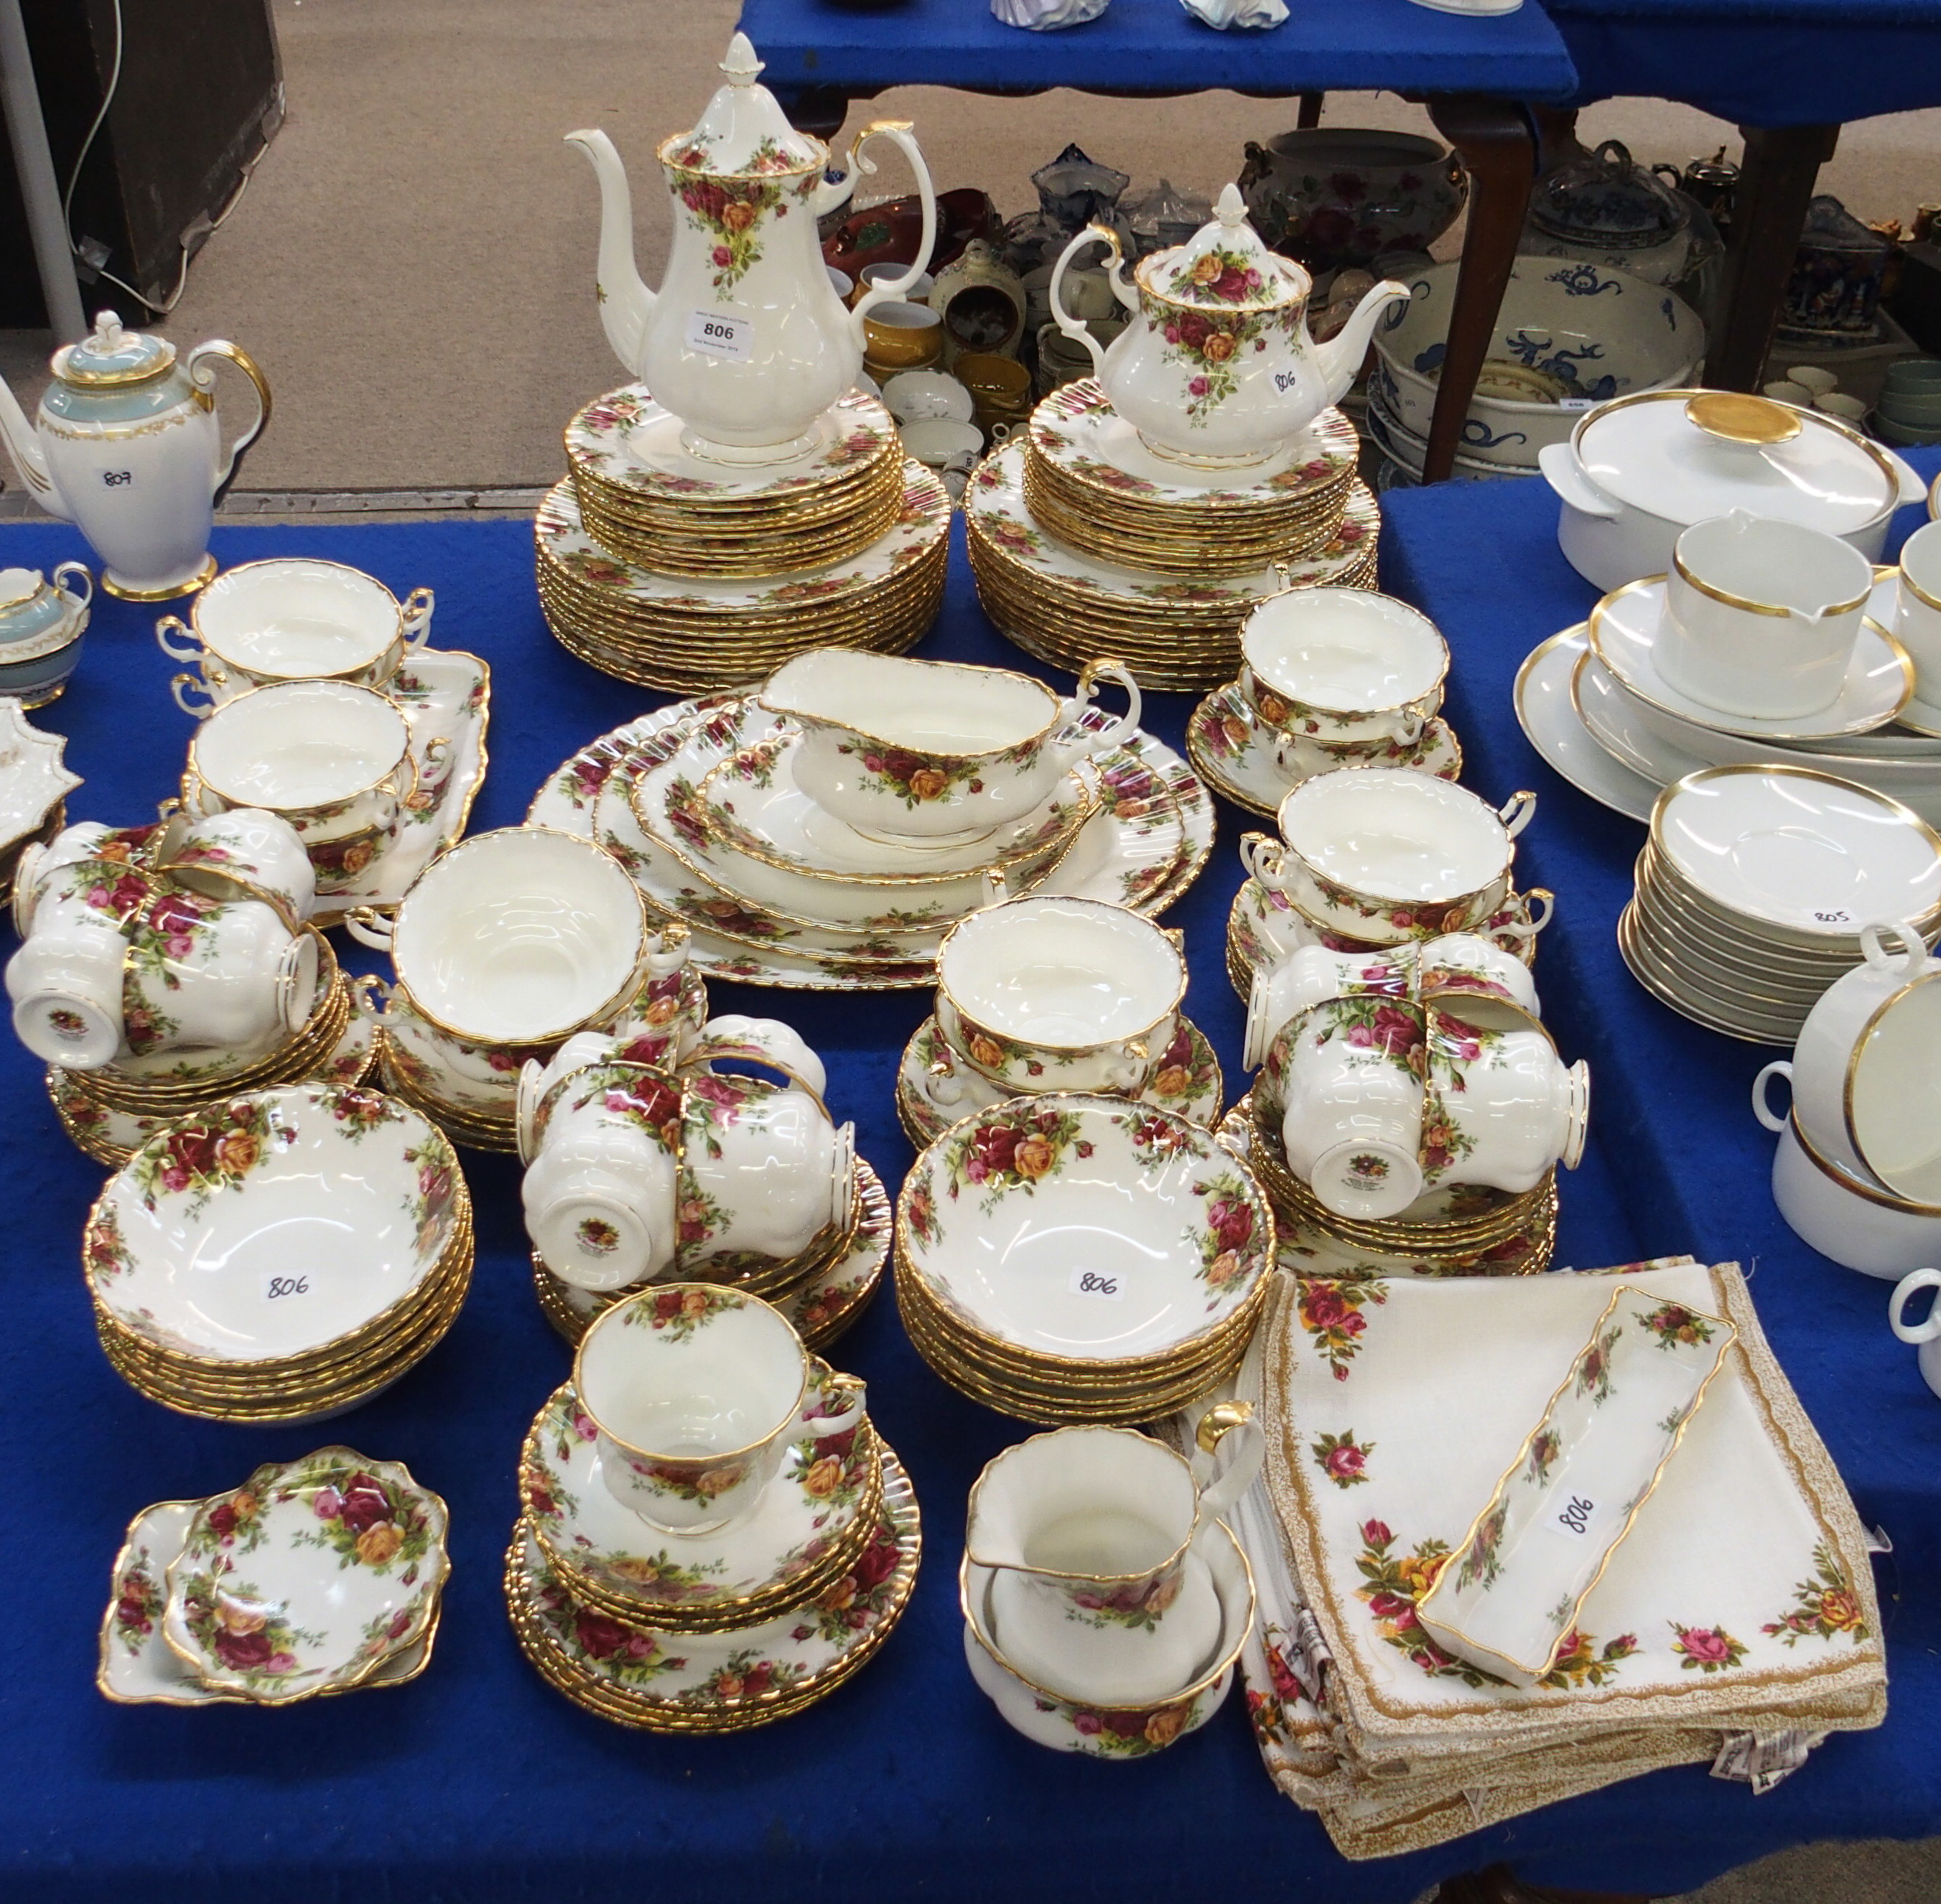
left=1139, top=184, right=1306, bottom=311
left=52, top=312, right=177, bottom=388
left=1531, top=140, right=1688, bottom=247
left=665, top=34, right=822, bottom=176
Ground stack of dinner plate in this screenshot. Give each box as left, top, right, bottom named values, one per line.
left=895, top=1095, right=1276, bottom=1424
left=1621, top=765, right=1941, bottom=1042
left=83, top=1084, right=473, bottom=1422
left=1021, top=382, right=1362, bottom=574
left=967, top=427, right=1379, bottom=694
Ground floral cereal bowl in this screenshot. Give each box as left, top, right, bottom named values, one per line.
left=1372, top=257, right=1703, bottom=470
left=162, top=1447, right=449, bottom=1703
left=898, top=1094, right=1274, bottom=1369
left=84, top=1084, right=466, bottom=1366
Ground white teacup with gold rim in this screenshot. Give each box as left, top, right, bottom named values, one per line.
left=760, top=648, right=1142, bottom=844
left=158, top=558, right=434, bottom=704
left=574, top=1284, right=867, bottom=1535
left=184, top=678, right=427, bottom=847
left=1252, top=768, right=1536, bottom=944
left=935, top=895, right=1186, bottom=1096
left=1240, top=587, right=1448, bottom=747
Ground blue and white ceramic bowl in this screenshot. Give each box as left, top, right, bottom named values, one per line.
left=1372, top=256, right=1705, bottom=470
left=0, top=563, right=90, bottom=706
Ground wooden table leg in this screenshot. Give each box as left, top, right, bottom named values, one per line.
left=1708, top=122, right=1840, bottom=390
left=1433, top=1863, right=1658, bottom=1904
left=1421, top=95, right=1537, bottom=483
left=1297, top=91, right=1324, bottom=129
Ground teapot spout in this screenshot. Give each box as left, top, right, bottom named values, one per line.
left=1311, top=278, right=1411, bottom=409
left=0, top=375, right=69, bottom=521
left=564, top=129, right=658, bottom=378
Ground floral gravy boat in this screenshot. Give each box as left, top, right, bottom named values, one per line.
left=1048, top=184, right=1407, bottom=467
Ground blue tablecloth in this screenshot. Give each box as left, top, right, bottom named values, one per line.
left=4, top=458, right=1940, bottom=1901
left=735, top=0, right=1580, bottom=104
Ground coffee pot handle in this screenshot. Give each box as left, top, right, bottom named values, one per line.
left=844, top=121, right=938, bottom=334
left=1047, top=224, right=1120, bottom=376
left=185, top=339, right=273, bottom=503
left=1191, top=1400, right=1264, bottom=1522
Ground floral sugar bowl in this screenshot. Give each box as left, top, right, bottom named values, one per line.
left=1048, top=183, right=1407, bottom=465
left=0, top=564, right=90, bottom=706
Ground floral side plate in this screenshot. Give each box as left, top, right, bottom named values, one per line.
left=900, top=1094, right=1273, bottom=1362
left=571, top=385, right=898, bottom=503
left=528, top=704, right=1212, bottom=991
left=521, top=1366, right=878, bottom=1618
left=1414, top=1284, right=1736, bottom=1686
left=898, top=1014, right=1222, bottom=1146
left=1187, top=681, right=1461, bottom=819
left=161, top=1449, right=450, bottom=1704
left=506, top=1443, right=921, bottom=1725
left=1029, top=381, right=1359, bottom=509
left=99, top=1496, right=436, bottom=1704
left=0, top=699, right=82, bottom=851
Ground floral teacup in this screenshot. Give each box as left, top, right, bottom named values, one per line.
left=574, top=1284, right=867, bottom=1535
left=152, top=807, right=316, bottom=931
left=1240, top=586, right=1448, bottom=747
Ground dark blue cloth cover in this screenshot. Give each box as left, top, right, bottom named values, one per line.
left=3, top=452, right=1940, bottom=1900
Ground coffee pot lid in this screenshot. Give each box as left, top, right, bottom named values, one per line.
left=1140, top=184, right=1306, bottom=311
left=52, top=312, right=176, bottom=388
left=666, top=33, right=822, bottom=177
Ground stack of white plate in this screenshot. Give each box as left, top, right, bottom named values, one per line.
left=1619, top=765, right=1941, bottom=1041
left=1516, top=567, right=1941, bottom=831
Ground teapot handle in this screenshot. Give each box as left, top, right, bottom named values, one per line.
left=1048, top=224, right=1123, bottom=376
left=844, top=122, right=938, bottom=332
left=185, top=340, right=273, bottom=504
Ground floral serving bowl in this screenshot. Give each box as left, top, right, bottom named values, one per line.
left=1237, top=129, right=1466, bottom=273
left=1372, top=257, right=1704, bottom=470
left=84, top=1083, right=466, bottom=1368
left=898, top=1093, right=1274, bottom=1372
left=162, top=1447, right=449, bottom=1703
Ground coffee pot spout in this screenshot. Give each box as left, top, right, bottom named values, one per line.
left=0, top=375, right=70, bottom=522
left=565, top=128, right=660, bottom=378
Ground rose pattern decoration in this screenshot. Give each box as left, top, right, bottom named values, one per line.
left=1526, top=1428, right=1562, bottom=1487
left=1311, top=1429, right=1374, bottom=1489
left=1453, top=1501, right=1509, bottom=1592
left=621, top=1282, right=742, bottom=1344
left=292, top=1465, right=437, bottom=1577
left=1639, top=1302, right=1716, bottom=1352
left=1296, top=1271, right=1387, bottom=1382
left=1143, top=255, right=1289, bottom=427
left=127, top=1096, right=296, bottom=1218
left=577, top=1217, right=620, bottom=1257
left=666, top=137, right=817, bottom=294
left=942, top=1104, right=1094, bottom=1214
left=788, top=1526, right=904, bottom=1644
left=1352, top=1518, right=1488, bottom=1684
left=1541, top=1627, right=1639, bottom=1690
left=111, top=1551, right=164, bottom=1656
left=1038, top=1693, right=1200, bottom=1755
left=1763, top=1543, right=1871, bottom=1648
left=179, top=1582, right=321, bottom=1686
left=1057, top=1554, right=1187, bottom=1634
left=1190, top=1169, right=1265, bottom=1299
left=1573, top=1320, right=1623, bottom=1405
left=1670, top=1622, right=1747, bottom=1673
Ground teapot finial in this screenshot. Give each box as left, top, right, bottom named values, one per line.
left=721, top=32, right=764, bottom=85
left=91, top=312, right=124, bottom=353
left=1215, top=182, right=1247, bottom=227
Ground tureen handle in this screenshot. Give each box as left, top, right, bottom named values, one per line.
left=1537, top=442, right=1621, bottom=519
left=169, top=670, right=219, bottom=720
left=399, top=587, right=436, bottom=649
left=1751, top=1059, right=1793, bottom=1135
left=154, top=614, right=201, bottom=663
left=342, top=907, right=396, bottom=951
left=185, top=339, right=273, bottom=505
left=1046, top=223, right=1127, bottom=376
left=1497, top=789, right=1537, bottom=839
left=844, top=121, right=939, bottom=334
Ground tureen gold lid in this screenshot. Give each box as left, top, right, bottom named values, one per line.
left=1135, top=184, right=1307, bottom=313
left=661, top=32, right=822, bottom=178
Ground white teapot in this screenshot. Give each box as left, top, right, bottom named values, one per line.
left=567, top=34, right=936, bottom=463
left=1048, top=184, right=1407, bottom=467
left=0, top=312, right=269, bottom=600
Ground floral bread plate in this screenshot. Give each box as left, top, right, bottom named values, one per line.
left=155, top=1450, right=448, bottom=1704
left=898, top=1014, right=1223, bottom=1147
left=1188, top=681, right=1461, bottom=820
left=99, top=1495, right=437, bottom=1704
left=1413, top=1284, right=1736, bottom=1686
left=520, top=1363, right=880, bottom=1624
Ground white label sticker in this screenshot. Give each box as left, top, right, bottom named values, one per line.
left=1546, top=1491, right=1601, bottom=1540
left=1558, top=397, right=1597, bottom=411
left=1067, top=1266, right=1126, bottom=1302
left=261, top=1271, right=313, bottom=1305
left=685, top=309, right=753, bottom=361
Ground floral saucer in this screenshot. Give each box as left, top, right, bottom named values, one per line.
left=306, top=648, right=490, bottom=921
left=529, top=704, right=1214, bottom=991
left=521, top=1365, right=880, bottom=1624
left=99, top=1496, right=437, bottom=1704
left=896, top=1015, right=1222, bottom=1146
left=534, top=1156, right=892, bottom=1350
left=505, top=1444, right=921, bottom=1731
left=1187, top=681, right=1461, bottom=819
left=160, top=1450, right=449, bottom=1704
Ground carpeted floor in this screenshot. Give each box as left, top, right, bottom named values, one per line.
left=1, top=5, right=1938, bottom=1895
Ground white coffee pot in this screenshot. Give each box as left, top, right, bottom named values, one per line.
left=0, top=312, right=270, bottom=600
left=1047, top=184, right=1407, bottom=467
left=567, top=34, right=936, bottom=462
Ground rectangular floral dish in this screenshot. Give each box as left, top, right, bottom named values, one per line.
left=1414, top=1282, right=1736, bottom=1687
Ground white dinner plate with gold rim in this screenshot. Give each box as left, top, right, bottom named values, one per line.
left=1588, top=574, right=1914, bottom=742
left=1652, top=764, right=1941, bottom=938
left=526, top=704, right=1213, bottom=991
left=1514, top=627, right=1658, bottom=823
